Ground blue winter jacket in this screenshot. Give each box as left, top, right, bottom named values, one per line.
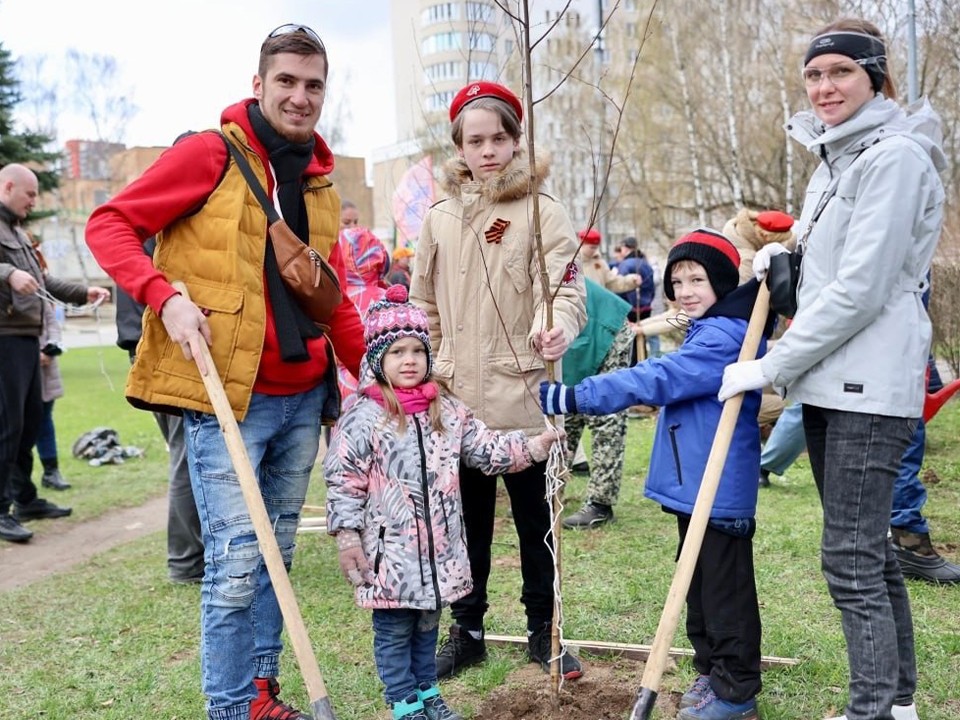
left=616, top=254, right=655, bottom=312
left=572, top=282, right=768, bottom=519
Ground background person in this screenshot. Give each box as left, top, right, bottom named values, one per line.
left=387, top=245, right=414, bottom=289
left=85, top=25, right=366, bottom=720
left=340, top=198, right=360, bottom=229
left=336, top=201, right=390, bottom=400
left=612, top=236, right=654, bottom=323
left=1, top=164, right=105, bottom=543
left=557, top=277, right=633, bottom=529
left=410, top=80, right=587, bottom=681
left=34, top=273, right=71, bottom=491
left=721, top=18, right=945, bottom=720
left=114, top=237, right=204, bottom=584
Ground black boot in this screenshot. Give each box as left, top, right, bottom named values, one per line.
left=435, top=624, right=487, bottom=679
left=527, top=621, right=583, bottom=679
left=892, top=528, right=960, bottom=585
left=41, top=458, right=71, bottom=490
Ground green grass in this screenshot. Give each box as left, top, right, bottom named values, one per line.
left=1, top=347, right=959, bottom=718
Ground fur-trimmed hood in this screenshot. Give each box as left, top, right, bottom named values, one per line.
left=439, top=150, right=550, bottom=203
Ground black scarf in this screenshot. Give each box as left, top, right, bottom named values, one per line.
left=247, top=103, right=320, bottom=362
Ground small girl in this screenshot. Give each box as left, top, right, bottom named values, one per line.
left=323, top=285, right=563, bottom=720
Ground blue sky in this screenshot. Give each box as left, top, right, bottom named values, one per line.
left=0, top=0, right=395, bottom=158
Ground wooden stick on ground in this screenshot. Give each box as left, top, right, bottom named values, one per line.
left=172, top=282, right=336, bottom=720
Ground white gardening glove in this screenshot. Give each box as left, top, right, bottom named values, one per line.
left=718, top=359, right=770, bottom=402
left=752, top=242, right=789, bottom=282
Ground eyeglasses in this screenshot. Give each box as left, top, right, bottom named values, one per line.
left=801, top=59, right=869, bottom=87
left=263, top=23, right=325, bottom=51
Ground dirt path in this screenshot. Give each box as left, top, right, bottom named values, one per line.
left=0, top=495, right=167, bottom=593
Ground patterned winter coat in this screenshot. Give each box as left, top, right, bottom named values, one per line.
left=323, top=392, right=535, bottom=610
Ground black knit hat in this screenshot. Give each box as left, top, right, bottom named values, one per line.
left=664, top=229, right=741, bottom=301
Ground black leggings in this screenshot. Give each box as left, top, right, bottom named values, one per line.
left=451, top=461, right=555, bottom=632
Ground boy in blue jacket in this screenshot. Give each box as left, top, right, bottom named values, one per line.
left=541, top=229, right=771, bottom=720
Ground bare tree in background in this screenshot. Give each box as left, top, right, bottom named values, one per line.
left=66, top=50, right=137, bottom=145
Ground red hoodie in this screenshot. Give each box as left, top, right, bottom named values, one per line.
left=85, top=99, right=364, bottom=395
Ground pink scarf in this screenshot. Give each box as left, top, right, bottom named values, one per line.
left=362, top=382, right=439, bottom=415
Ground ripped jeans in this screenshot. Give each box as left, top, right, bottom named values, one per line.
left=184, top=386, right=324, bottom=720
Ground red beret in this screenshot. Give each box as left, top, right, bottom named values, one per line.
left=578, top=228, right=601, bottom=245
left=756, top=210, right=794, bottom=233
left=449, top=81, right=523, bottom=123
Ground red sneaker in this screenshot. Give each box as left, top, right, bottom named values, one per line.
left=250, top=677, right=309, bottom=720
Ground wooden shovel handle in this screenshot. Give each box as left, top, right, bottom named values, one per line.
left=171, top=282, right=336, bottom=720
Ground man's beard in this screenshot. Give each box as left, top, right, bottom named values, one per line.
left=279, top=126, right=315, bottom=144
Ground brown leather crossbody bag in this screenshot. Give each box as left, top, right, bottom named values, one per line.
left=223, top=136, right=342, bottom=325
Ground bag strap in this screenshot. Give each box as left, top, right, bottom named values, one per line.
left=221, top=133, right=282, bottom=226
left=796, top=148, right=868, bottom=252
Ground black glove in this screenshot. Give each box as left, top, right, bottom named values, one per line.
left=539, top=381, right=578, bottom=415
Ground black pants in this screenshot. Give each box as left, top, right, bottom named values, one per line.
left=678, top=515, right=762, bottom=703
left=0, top=336, right=42, bottom=514
left=451, top=461, right=555, bottom=632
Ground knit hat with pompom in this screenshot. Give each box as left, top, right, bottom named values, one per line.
left=364, top=285, right=432, bottom=382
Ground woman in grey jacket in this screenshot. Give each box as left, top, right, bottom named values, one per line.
left=720, top=18, right=945, bottom=720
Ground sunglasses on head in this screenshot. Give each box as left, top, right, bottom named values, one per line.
left=263, top=23, right=325, bottom=51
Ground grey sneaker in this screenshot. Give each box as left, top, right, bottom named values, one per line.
left=418, top=685, right=463, bottom=720
left=562, top=502, right=613, bottom=530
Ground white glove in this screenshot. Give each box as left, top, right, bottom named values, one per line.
left=752, top=242, right=789, bottom=282
left=718, top=359, right=769, bottom=402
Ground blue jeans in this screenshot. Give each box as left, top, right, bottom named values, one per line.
left=759, top=402, right=805, bottom=475
left=890, top=421, right=928, bottom=533
left=372, top=608, right=441, bottom=704
left=183, top=386, right=324, bottom=720
left=803, top=406, right=917, bottom=720
left=646, top=334, right=662, bottom=359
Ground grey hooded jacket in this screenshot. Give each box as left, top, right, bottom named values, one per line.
left=762, top=95, right=946, bottom=417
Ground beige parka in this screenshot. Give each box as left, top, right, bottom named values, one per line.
left=410, top=153, right=586, bottom=435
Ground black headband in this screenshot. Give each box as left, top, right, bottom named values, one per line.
left=804, top=31, right=887, bottom=91
left=804, top=31, right=886, bottom=65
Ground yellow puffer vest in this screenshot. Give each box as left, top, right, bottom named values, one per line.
left=126, top=124, right=341, bottom=420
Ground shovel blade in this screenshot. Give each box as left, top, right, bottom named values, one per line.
left=309, top=695, right=337, bottom=720
left=629, top=687, right=657, bottom=720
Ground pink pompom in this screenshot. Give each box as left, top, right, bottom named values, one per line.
left=385, top=284, right=409, bottom=303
